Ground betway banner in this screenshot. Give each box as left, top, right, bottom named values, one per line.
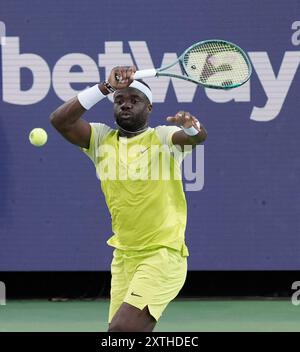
left=1, top=0, right=300, bottom=270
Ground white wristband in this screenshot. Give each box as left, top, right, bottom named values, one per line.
left=77, top=84, right=106, bottom=110
left=181, top=121, right=201, bottom=136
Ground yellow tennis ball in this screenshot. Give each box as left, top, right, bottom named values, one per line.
left=29, top=128, right=48, bottom=147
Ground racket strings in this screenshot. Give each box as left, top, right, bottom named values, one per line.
left=183, top=42, right=250, bottom=88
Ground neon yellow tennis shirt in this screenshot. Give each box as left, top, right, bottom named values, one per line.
left=82, top=123, right=191, bottom=256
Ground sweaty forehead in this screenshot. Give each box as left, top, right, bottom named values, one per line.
left=114, top=87, right=147, bottom=101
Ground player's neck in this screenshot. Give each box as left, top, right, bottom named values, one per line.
left=116, top=122, right=149, bottom=138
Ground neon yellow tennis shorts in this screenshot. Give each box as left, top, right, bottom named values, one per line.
left=108, top=246, right=188, bottom=323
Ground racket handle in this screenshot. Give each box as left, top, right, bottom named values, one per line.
left=134, top=69, right=157, bottom=79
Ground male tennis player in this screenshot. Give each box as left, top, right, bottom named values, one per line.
left=50, top=66, right=207, bottom=332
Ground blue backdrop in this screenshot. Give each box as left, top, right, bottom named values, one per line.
left=1, top=0, right=300, bottom=270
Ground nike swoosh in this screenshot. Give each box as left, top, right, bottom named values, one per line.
left=131, top=292, right=143, bottom=297
left=140, top=147, right=150, bottom=154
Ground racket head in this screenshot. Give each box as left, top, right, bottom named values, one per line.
left=180, top=39, right=252, bottom=89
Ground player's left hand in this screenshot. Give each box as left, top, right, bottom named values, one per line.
left=166, top=111, right=201, bottom=131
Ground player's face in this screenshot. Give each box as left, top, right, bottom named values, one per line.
left=113, top=88, right=152, bottom=132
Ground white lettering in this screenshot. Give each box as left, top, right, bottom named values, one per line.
left=0, top=281, right=6, bottom=306
left=0, top=21, right=6, bottom=45
left=183, top=145, right=204, bottom=192
left=205, top=81, right=250, bottom=103
left=291, top=281, right=300, bottom=306
left=100, top=337, right=135, bottom=349
left=2, top=37, right=51, bottom=105
left=129, top=41, right=198, bottom=102
left=249, top=51, right=300, bottom=121
left=53, top=54, right=100, bottom=101
left=291, top=21, right=300, bottom=46
left=1, top=37, right=300, bottom=122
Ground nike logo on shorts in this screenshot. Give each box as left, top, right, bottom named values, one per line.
left=131, top=292, right=142, bottom=297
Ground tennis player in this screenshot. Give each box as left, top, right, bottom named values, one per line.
left=50, top=66, right=207, bottom=332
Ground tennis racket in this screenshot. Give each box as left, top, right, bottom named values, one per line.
left=132, top=40, right=252, bottom=90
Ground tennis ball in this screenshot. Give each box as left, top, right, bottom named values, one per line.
left=29, top=128, right=48, bottom=147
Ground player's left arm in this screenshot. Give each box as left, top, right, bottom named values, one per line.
left=167, top=111, right=207, bottom=151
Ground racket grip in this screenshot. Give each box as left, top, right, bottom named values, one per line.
left=134, top=69, right=157, bottom=79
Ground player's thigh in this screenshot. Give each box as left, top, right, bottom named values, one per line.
left=108, top=250, right=131, bottom=323
left=108, top=302, right=156, bottom=332
left=125, top=247, right=187, bottom=321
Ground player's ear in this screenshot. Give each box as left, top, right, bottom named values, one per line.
left=148, top=104, right=152, bottom=112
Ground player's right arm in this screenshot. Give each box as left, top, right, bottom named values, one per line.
left=49, top=84, right=109, bottom=149
left=50, top=66, right=136, bottom=149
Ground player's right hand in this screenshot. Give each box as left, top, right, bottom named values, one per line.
left=108, top=66, right=136, bottom=90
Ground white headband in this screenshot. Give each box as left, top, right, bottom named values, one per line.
left=114, top=80, right=152, bottom=104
